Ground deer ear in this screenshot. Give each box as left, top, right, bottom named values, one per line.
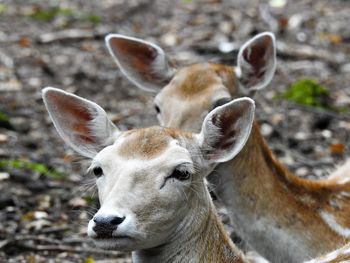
left=237, top=32, right=276, bottom=93
left=105, top=34, right=176, bottom=92
left=42, top=87, right=118, bottom=158
left=198, top=97, right=255, bottom=163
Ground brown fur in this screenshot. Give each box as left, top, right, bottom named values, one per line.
left=225, top=122, right=350, bottom=255
left=154, top=60, right=350, bottom=259
left=201, top=207, right=246, bottom=263
left=167, top=63, right=237, bottom=99
left=118, top=127, right=192, bottom=159
left=309, top=243, right=350, bottom=263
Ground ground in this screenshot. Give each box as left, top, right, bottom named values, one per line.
left=0, top=0, right=349, bottom=262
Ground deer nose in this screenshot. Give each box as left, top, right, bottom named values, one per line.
left=93, top=215, right=126, bottom=238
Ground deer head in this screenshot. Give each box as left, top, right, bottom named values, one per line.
left=106, top=32, right=275, bottom=131
left=42, top=87, right=255, bottom=252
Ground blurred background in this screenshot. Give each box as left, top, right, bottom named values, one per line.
left=0, top=0, right=349, bottom=262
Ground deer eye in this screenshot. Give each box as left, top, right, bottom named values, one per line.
left=168, top=168, right=191, bottom=181
left=93, top=167, right=103, bottom=177
left=154, top=104, right=161, bottom=114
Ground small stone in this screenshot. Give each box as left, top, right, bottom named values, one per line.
left=69, top=197, right=87, bottom=208
left=11, top=117, right=31, bottom=133
left=161, top=33, right=177, bottom=46
left=280, top=153, right=294, bottom=166
left=295, top=132, right=308, bottom=140
left=296, top=32, right=307, bottom=42
left=28, top=77, right=41, bottom=87
left=219, top=21, right=233, bottom=34
left=38, top=195, right=51, bottom=210
left=218, top=42, right=236, bottom=53
left=271, top=113, right=284, bottom=125
left=341, top=63, right=350, bottom=73
left=25, top=219, right=51, bottom=231
left=269, top=0, right=287, bottom=8
left=0, top=172, right=9, bottom=181
left=339, top=121, right=350, bottom=130
left=322, top=130, right=332, bottom=139
left=0, top=133, right=8, bottom=143
left=33, top=211, right=48, bottom=219
left=296, top=167, right=309, bottom=177
left=260, top=123, right=274, bottom=137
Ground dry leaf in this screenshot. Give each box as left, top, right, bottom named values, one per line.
left=330, top=143, right=345, bottom=154
left=18, top=36, right=31, bottom=47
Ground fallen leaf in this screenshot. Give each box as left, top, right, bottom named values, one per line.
left=321, top=33, right=343, bottom=45
left=84, top=258, right=96, bottom=263
left=18, top=37, right=31, bottom=47
left=330, top=143, right=345, bottom=155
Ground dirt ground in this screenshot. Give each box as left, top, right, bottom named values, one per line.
left=0, top=0, right=350, bottom=262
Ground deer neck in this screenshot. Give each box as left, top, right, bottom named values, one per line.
left=210, top=121, right=345, bottom=262
left=132, top=184, right=247, bottom=263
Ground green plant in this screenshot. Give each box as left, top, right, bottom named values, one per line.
left=28, top=6, right=101, bottom=25
left=0, top=112, right=9, bottom=122
left=276, top=79, right=348, bottom=113
left=276, top=79, right=330, bottom=108
left=29, top=7, right=73, bottom=21
left=0, top=4, right=6, bottom=15
left=0, top=159, right=64, bottom=178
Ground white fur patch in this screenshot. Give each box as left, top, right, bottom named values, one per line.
left=327, top=159, right=350, bottom=185
left=320, top=211, right=350, bottom=238
left=305, top=244, right=350, bottom=263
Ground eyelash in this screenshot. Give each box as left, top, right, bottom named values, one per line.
left=168, top=168, right=191, bottom=181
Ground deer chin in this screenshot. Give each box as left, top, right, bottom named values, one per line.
left=92, top=236, right=137, bottom=251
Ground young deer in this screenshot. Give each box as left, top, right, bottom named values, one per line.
left=42, top=87, right=262, bottom=263
left=105, top=33, right=350, bottom=263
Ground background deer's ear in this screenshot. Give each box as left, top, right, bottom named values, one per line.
left=198, top=98, right=255, bottom=163
left=105, top=34, right=176, bottom=92
left=236, top=32, right=276, bottom=93
left=42, top=87, right=118, bottom=158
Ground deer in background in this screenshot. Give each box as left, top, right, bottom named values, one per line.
left=42, top=87, right=270, bottom=263
left=106, top=32, right=350, bottom=263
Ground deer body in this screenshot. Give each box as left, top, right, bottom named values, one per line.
left=106, top=33, right=350, bottom=262
left=213, top=124, right=349, bottom=262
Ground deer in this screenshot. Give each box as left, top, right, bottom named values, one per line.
left=42, top=87, right=270, bottom=263
left=105, top=32, right=350, bottom=263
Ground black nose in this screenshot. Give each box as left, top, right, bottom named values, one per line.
left=93, top=215, right=126, bottom=238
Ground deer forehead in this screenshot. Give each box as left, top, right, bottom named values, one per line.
left=95, top=127, right=194, bottom=168
left=161, top=63, right=236, bottom=99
